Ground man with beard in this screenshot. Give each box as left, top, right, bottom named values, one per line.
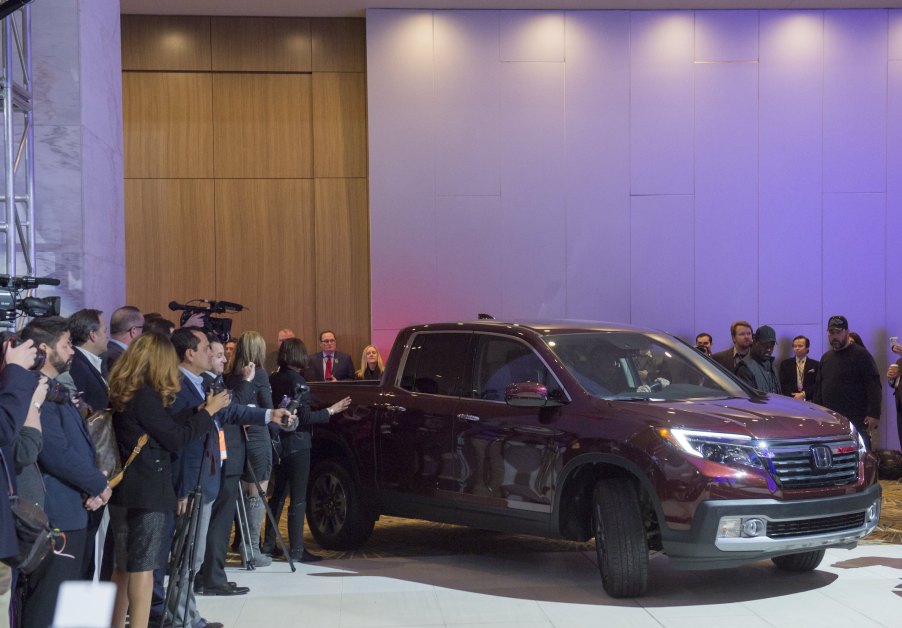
left=813, top=315, right=882, bottom=449
left=711, top=321, right=754, bottom=375
left=739, top=325, right=781, bottom=394
left=18, top=316, right=110, bottom=627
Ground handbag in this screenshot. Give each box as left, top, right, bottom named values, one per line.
left=85, top=409, right=121, bottom=479
left=108, top=433, right=149, bottom=489
left=0, top=453, right=58, bottom=576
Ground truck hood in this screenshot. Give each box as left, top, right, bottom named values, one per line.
left=612, top=394, right=852, bottom=440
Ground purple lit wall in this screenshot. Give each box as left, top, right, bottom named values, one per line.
left=367, top=9, right=902, bottom=449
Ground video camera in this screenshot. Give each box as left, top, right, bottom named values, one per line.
left=168, top=298, right=245, bottom=343
left=0, top=275, right=61, bottom=327
left=276, top=383, right=309, bottom=431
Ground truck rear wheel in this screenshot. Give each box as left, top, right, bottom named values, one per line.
left=593, top=477, right=649, bottom=598
left=771, top=549, right=825, bottom=572
left=307, top=459, right=375, bottom=550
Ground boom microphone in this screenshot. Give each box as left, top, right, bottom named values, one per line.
left=168, top=300, right=188, bottom=311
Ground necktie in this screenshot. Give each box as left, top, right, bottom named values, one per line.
left=797, top=360, right=804, bottom=391
left=325, top=355, right=333, bottom=379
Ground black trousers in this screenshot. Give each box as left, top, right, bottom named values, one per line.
left=263, top=447, right=311, bottom=555
left=200, top=473, right=240, bottom=589
left=21, top=527, right=87, bottom=628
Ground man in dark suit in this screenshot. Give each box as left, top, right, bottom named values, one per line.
left=102, top=305, right=144, bottom=374
left=308, top=330, right=355, bottom=381
left=887, top=342, right=902, bottom=449
left=19, top=316, right=110, bottom=628
left=711, top=320, right=754, bottom=376
left=778, top=335, right=819, bottom=401
left=0, top=338, right=42, bottom=615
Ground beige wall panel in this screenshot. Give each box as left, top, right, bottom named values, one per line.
left=123, top=72, right=213, bottom=178
left=214, top=179, right=317, bottom=350
left=213, top=74, right=313, bottom=179
left=314, top=178, right=370, bottom=366
left=125, top=179, right=216, bottom=316
left=121, top=15, right=211, bottom=71
left=313, top=73, right=367, bottom=178
left=312, top=18, right=366, bottom=72
left=211, top=17, right=312, bottom=72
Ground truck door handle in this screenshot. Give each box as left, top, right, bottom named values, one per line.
left=385, top=404, right=406, bottom=413
left=457, top=413, right=480, bottom=422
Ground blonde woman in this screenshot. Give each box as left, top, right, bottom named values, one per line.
left=108, top=333, right=229, bottom=628
left=224, top=331, right=274, bottom=566
left=356, top=344, right=384, bottom=381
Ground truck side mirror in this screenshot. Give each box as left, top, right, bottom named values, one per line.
left=505, top=381, right=565, bottom=407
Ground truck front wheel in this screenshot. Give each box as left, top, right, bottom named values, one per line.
left=593, top=477, right=649, bottom=598
left=307, top=459, right=375, bottom=550
left=771, top=549, right=825, bottom=572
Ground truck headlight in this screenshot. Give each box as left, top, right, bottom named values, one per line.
left=849, top=424, right=868, bottom=455
left=662, top=428, right=764, bottom=469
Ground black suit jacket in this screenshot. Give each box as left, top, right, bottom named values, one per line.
left=307, top=351, right=355, bottom=381
left=778, top=357, right=820, bottom=401
left=711, top=348, right=736, bottom=371
left=102, top=340, right=126, bottom=376
left=0, top=364, right=38, bottom=560
left=68, top=348, right=109, bottom=413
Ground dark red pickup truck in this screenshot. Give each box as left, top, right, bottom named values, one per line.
left=305, top=320, right=881, bottom=597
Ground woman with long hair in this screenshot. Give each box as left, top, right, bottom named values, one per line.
left=224, top=330, right=275, bottom=566
left=262, top=338, right=350, bottom=561
left=108, top=333, right=229, bottom=628
left=355, top=344, right=384, bottom=380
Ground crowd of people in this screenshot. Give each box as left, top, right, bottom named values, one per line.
left=695, top=315, right=890, bottom=449
left=0, top=306, right=385, bottom=628
left=1, top=306, right=900, bottom=627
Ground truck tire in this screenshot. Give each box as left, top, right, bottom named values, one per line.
left=307, top=459, right=375, bottom=550
left=593, top=477, right=649, bottom=598
left=771, top=549, right=825, bottom=572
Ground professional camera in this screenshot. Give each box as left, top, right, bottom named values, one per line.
left=168, top=298, right=245, bottom=343
left=0, top=275, right=61, bottom=327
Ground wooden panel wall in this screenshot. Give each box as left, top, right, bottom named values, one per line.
left=122, top=15, right=370, bottom=363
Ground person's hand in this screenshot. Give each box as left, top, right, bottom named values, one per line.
left=864, top=416, right=880, bottom=430
left=328, top=397, right=351, bottom=416
left=182, top=312, right=205, bottom=328
left=204, top=389, right=231, bottom=415
left=84, top=496, right=103, bottom=511
left=30, top=376, right=48, bottom=409
left=100, top=486, right=112, bottom=504
left=888, top=364, right=900, bottom=379
left=270, top=408, right=295, bottom=429
left=3, top=338, right=37, bottom=370
left=792, top=392, right=806, bottom=400
left=177, top=498, right=189, bottom=516
left=892, top=344, right=902, bottom=357
left=242, top=362, right=256, bottom=382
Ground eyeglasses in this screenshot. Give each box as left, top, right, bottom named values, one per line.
left=321, top=339, right=336, bottom=344
left=131, top=325, right=144, bottom=333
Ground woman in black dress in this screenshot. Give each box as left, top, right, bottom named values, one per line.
left=108, top=333, right=229, bottom=628
left=262, top=338, right=349, bottom=561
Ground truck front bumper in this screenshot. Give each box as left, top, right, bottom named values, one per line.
left=661, top=483, right=882, bottom=570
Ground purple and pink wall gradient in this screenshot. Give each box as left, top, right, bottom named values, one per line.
left=367, top=9, right=902, bottom=449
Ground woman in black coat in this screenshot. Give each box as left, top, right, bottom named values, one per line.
left=108, top=333, right=229, bottom=628
left=262, top=338, right=350, bottom=561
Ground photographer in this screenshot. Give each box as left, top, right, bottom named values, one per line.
left=262, top=338, right=350, bottom=562
left=1, top=338, right=42, bottom=628
left=17, top=317, right=110, bottom=628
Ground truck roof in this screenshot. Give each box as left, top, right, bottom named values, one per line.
left=404, top=319, right=657, bottom=336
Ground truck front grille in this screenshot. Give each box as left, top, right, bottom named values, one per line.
left=764, top=438, right=859, bottom=489
left=767, top=511, right=866, bottom=538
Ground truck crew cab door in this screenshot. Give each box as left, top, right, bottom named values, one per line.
left=376, top=331, right=473, bottom=511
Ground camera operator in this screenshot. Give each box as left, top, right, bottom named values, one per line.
left=0, top=338, right=42, bottom=628
left=17, top=317, right=111, bottom=628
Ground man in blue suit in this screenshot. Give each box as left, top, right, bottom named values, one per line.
left=18, top=317, right=110, bottom=628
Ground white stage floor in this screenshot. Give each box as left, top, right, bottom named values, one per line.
left=197, top=543, right=902, bottom=627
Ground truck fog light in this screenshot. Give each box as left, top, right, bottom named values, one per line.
left=718, top=517, right=742, bottom=538
left=742, top=518, right=766, bottom=537
left=866, top=502, right=879, bottom=523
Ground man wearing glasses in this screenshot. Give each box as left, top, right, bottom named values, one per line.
left=102, top=305, right=144, bottom=374
left=308, top=330, right=354, bottom=381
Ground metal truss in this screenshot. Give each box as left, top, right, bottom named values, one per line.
left=0, top=2, right=34, bottom=277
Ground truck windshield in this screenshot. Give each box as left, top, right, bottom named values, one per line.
left=542, top=331, right=750, bottom=401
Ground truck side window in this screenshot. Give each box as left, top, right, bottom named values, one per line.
left=474, top=336, right=554, bottom=401
left=399, top=332, right=470, bottom=397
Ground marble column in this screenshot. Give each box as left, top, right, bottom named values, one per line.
left=28, top=0, right=124, bottom=316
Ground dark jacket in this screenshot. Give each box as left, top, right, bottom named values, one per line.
left=68, top=348, right=109, bottom=413
left=307, top=351, right=355, bottom=381
left=269, top=368, right=330, bottom=454
left=38, top=393, right=109, bottom=531
left=219, top=369, right=273, bottom=476
left=102, top=340, right=126, bottom=376
left=110, top=387, right=214, bottom=512
left=741, top=355, right=781, bottom=394
left=0, top=364, right=36, bottom=560
left=778, top=356, right=819, bottom=400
